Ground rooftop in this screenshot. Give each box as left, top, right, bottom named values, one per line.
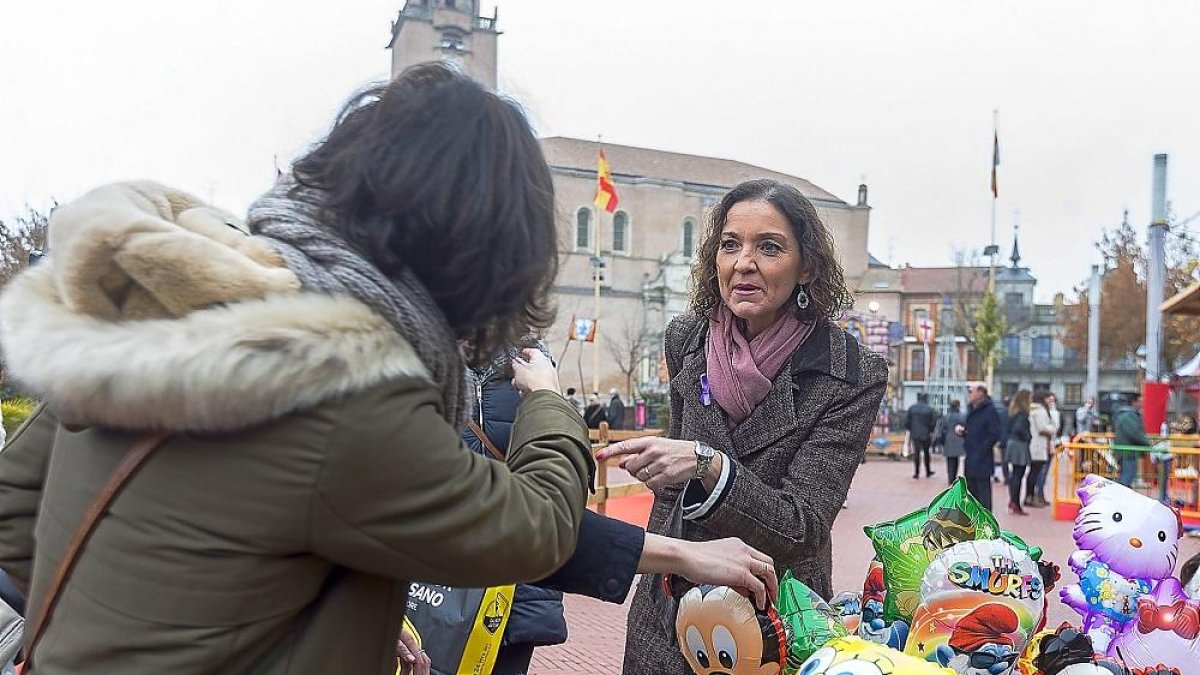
left=539, top=136, right=846, bottom=205
left=899, top=266, right=990, bottom=295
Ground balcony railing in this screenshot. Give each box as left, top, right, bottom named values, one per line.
left=996, top=355, right=1084, bottom=371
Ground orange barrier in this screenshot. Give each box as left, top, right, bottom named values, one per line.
left=1051, top=434, right=1200, bottom=526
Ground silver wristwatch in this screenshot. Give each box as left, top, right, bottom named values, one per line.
left=694, top=441, right=716, bottom=480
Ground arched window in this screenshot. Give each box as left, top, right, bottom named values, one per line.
left=612, top=211, right=629, bottom=253
left=575, top=208, right=591, bottom=250
left=682, top=218, right=696, bottom=258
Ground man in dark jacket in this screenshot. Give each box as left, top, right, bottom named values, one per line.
left=957, top=382, right=1002, bottom=512
left=468, top=348, right=633, bottom=667
left=1113, top=393, right=1148, bottom=488
left=608, top=388, right=626, bottom=430
left=584, top=394, right=608, bottom=429
left=993, top=397, right=1010, bottom=484
left=905, top=393, right=937, bottom=479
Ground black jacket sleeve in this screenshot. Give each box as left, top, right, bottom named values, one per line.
left=535, top=509, right=645, bottom=603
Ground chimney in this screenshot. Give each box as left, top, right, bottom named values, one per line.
left=856, top=183, right=868, bottom=207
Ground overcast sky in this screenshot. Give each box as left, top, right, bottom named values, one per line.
left=2, top=1, right=1198, bottom=301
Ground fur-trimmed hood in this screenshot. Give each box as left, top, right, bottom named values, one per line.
left=0, top=182, right=429, bottom=432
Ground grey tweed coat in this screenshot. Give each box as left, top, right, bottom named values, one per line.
left=623, top=314, right=888, bottom=674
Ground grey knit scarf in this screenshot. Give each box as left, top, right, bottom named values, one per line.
left=246, top=178, right=468, bottom=427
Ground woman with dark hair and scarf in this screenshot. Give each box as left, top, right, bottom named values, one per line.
left=0, top=64, right=592, bottom=674
left=599, top=179, right=888, bottom=673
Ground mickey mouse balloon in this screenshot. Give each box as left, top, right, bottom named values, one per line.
left=676, top=584, right=787, bottom=675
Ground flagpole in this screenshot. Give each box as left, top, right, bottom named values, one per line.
left=989, top=109, right=998, bottom=292
left=986, top=109, right=998, bottom=393
left=592, top=136, right=603, bottom=397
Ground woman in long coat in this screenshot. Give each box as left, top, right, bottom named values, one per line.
left=599, top=179, right=888, bottom=674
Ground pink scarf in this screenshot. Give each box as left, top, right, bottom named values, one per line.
left=706, top=305, right=814, bottom=426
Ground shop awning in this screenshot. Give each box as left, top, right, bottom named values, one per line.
left=1162, top=281, right=1200, bottom=316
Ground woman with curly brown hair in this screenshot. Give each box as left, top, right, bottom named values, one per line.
left=599, top=178, right=888, bottom=674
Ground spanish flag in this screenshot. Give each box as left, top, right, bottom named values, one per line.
left=594, top=149, right=619, bottom=214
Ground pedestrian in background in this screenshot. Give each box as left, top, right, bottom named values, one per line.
left=564, top=387, right=585, bottom=417
left=1027, top=391, right=1056, bottom=508
left=1075, top=396, right=1100, bottom=436
left=958, top=382, right=1002, bottom=512
left=608, top=388, right=626, bottom=430
left=584, top=394, right=608, bottom=429
left=1005, top=389, right=1033, bottom=516
left=936, top=399, right=966, bottom=485
left=905, top=393, right=937, bottom=479
left=1114, top=393, right=1148, bottom=487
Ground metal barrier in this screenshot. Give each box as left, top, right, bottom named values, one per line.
left=587, top=422, right=661, bottom=515
left=1052, top=434, right=1200, bottom=526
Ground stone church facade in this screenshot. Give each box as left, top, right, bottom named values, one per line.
left=388, top=0, right=874, bottom=396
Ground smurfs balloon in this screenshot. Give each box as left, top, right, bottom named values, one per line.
left=865, top=480, right=1000, bottom=622
left=861, top=562, right=910, bottom=651
left=831, top=591, right=864, bottom=634
left=1110, top=577, right=1200, bottom=675
left=1060, top=475, right=1182, bottom=655
left=675, top=583, right=787, bottom=675
left=797, top=637, right=954, bottom=675
left=905, top=540, right=1045, bottom=672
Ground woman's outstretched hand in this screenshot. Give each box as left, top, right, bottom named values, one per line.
left=639, top=534, right=778, bottom=610
left=597, top=437, right=704, bottom=491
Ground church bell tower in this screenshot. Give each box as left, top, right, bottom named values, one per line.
left=388, top=0, right=500, bottom=90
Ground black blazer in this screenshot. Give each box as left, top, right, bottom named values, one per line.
left=462, top=376, right=645, bottom=646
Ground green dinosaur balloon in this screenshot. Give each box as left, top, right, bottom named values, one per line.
left=777, top=571, right=847, bottom=674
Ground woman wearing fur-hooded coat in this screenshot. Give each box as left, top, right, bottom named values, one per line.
left=0, top=65, right=594, bottom=675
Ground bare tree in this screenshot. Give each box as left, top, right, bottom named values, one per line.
left=0, top=204, right=52, bottom=287
left=605, top=315, right=649, bottom=399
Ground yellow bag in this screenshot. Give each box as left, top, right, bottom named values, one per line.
left=400, top=583, right=515, bottom=675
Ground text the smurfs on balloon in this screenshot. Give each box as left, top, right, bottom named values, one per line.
left=1060, top=475, right=1181, bottom=655
left=905, top=540, right=1046, bottom=674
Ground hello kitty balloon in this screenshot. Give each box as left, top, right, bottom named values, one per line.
left=1060, top=475, right=1182, bottom=655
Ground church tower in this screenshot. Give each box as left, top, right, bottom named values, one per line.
left=388, top=0, right=500, bottom=90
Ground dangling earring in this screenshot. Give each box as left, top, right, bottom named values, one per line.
left=795, top=284, right=810, bottom=310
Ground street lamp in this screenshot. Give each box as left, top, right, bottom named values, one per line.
left=868, top=300, right=881, bottom=315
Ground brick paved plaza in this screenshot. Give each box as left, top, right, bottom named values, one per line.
left=529, top=456, right=1200, bottom=674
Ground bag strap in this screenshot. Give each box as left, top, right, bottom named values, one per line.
left=467, top=420, right=505, bottom=461
left=22, top=432, right=171, bottom=670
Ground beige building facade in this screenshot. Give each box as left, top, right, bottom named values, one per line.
left=389, top=1, right=874, bottom=398
left=540, top=137, right=872, bottom=397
